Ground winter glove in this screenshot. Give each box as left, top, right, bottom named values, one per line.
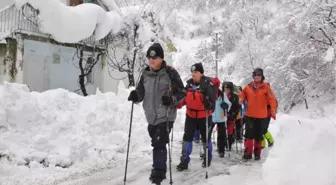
left=204, top=96, right=212, bottom=110
left=162, top=95, right=175, bottom=106
left=128, top=90, right=138, bottom=102
left=220, top=102, right=229, bottom=110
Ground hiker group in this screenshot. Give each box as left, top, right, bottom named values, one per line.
left=127, top=43, right=278, bottom=185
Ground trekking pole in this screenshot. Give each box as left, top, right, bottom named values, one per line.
left=224, top=109, right=230, bottom=158
left=166, top=96, right=173, bottom=185
left=240, top=115, right=244, bottom=156
left=123, top=68, right=146, bottom=185
left=171, top=126, right=174, bottom=154
left=123, top=102, right=134, bottom=185
left=199, top=140, right=202, bottom=159
left=205, top=110, right=209, bottom=179
left=167, top=122, right=173, bottom=185
left=235, top=121, right=238, bottom=154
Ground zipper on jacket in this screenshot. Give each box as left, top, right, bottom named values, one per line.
left=153, top=76, right=157, bottom=115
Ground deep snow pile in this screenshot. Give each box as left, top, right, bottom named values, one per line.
left=198, top=103, right=336, bottom=185
left=14, top=0, right=122, bottom=43
left=0, top=82, right=149, bottom=184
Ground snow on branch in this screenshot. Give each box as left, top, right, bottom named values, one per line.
left=14, top=0, right=122, bottom=43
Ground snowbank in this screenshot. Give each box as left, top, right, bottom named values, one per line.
left=14, top=0, right=122, bottom=43
left=0, top=82, right=150, bottom=184
left=197, top=103, right=336, bottom=185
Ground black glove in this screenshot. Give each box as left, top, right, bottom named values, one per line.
left=128, top=90, right=138, bottom=102
left=220, top=102, right=229, bottom=110
left=162, top=95, right=174, bottom=106
left=204, top=96, right=212, bottom=110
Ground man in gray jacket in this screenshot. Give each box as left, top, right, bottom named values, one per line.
left=128, top=43, right=185, bottom=184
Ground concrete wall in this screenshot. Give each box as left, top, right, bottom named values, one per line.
left=0, top=38, right=19, bottom=84
left=23, top=39, right=103, bottom=94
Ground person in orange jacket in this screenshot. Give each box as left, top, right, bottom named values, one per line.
left=239, top=68, right=277, bottom=160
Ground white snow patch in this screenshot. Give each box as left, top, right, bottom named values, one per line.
left=324, top=47, right=335, bottom=62
left=14, top=0, right=122, bottom=43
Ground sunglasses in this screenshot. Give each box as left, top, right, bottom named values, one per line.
left=253, top=73, right=262, bottom=76
left=147, top=56, right=159, bottom=60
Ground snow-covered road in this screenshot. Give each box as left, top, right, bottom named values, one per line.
left=57, top=108, right=336, bottom=185
left=0, top=83, right=335, bottom=185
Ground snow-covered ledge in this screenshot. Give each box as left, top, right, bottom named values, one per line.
left=14, top=0, right=122, bottom=43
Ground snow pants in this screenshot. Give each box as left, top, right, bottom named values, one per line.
left=263, top=117, right=271, bottom=134
left=180, top=115, right=213, bottom=164
left=262, top=117, right=274, bottom=147
left=216, top=120, right=235, bottom=153
left=148, top=121, right=173, bottom=179
left=244, top=116, right=268, bottom=156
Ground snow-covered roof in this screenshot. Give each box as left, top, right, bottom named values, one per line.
left=11, top=0, right=123, bottom=44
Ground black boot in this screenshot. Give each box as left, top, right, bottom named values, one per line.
left=254, top=148, right=261, bottom=160
left=201, top=155, right=211, bottom=168
left=219, top=152, right=225, bottom=158
left=176, top=162, right=188, bottom=171
left=149, top=169, right=165, bottom=184
left=243, top=149, right=252, bottom=160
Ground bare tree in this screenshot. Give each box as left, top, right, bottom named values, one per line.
left=106, top=22, right=145, bottom=88
left=74, top=45, right=102, bottom=96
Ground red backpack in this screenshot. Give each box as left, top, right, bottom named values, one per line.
left=211, top=77, right=221, bottom=98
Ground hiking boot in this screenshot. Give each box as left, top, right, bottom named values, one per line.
left=254, top=148, right=261, bottom=160
left=243, top=154, right=252, bottom=160
left=149, top=169, right=165, bottom=184
left=149, top=175, right=166, bottom=181
left=219, top=152, right=225, bottom=158
left=176, top=162, right=188, bottom=171
left=150, top=177, right=162, bottom=185
left=201, top=156, right=211, bottom=168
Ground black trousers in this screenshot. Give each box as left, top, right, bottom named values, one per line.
left=183, top=115, right=213, bottom=143
left=148, top=121, right=173, bottom=179
left=263, top=117, right=271, bottom=134
left=235, top=118, right=243, bottom=139
left=216, top=123, right=226, bottom=153
left=244, top=116, right=267, bottom=142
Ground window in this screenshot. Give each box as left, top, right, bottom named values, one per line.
left=53, top=54, right=60, bottom=64
left=69, top=0, right=83, bottom=6
left=69, top=0, right=96, bottom=6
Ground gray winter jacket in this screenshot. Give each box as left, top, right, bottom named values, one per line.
left=135, top=61, right=185, bottom=125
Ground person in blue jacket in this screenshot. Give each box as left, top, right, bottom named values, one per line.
left=212, top=88, right=232, bottom=158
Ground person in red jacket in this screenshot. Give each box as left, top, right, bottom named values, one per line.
left=239, top=68, right=277, bottom=160
left=176, top=63, right=216, bottom=171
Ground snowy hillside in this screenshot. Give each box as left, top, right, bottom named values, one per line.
left=0, top=82, right=335, bottom=185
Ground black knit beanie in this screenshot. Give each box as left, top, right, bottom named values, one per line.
left=146, top=43, right=164, bottom=59
left=191, top=63, right=204, bottom=74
